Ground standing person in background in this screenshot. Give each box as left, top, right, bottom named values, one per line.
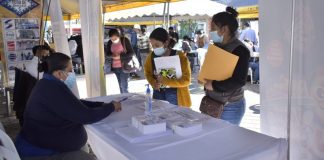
left=168, top=26, right=179, bottom=43
left=239, top=21, right=258, bottom=46
left=195, top=30, right=209, bottom=48
left=144, top=28, right=191, bottom=107
left=137, top=27, right=151, bottom=65
left=203, top=7, right=250, bottom=125
left=25, top=45, right=52, bottom=79
left=106, top=29, right=134, bottom=93
left=128, top=24, right=141, bottom=79
left=181, top=35, right=192, bottom=54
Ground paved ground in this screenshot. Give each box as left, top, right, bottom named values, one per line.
left=0, top=68, right=260, bottom=141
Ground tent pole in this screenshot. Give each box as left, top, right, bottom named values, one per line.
left=79, top=0, right=106, bottom=97
left=47, top=0, right=79, bottom=97
left=167, top=2, right=170, bottom=29
left=153, top=13, right=156, bottom=29
left=162, top=2, right=166, bottom=28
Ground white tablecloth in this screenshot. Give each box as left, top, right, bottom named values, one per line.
left=85, top=94, right=287, bottom=160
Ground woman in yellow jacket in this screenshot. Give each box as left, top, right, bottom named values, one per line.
left=144, top=28, right=191, bottom=107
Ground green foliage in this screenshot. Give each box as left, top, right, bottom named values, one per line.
left=179, top=19, right=198, bottom=39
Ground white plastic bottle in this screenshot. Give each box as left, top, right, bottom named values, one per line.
left=145, top=84, right=152, bottom=115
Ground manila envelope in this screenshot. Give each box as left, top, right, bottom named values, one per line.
left=198, top=44, right=239, bottom=84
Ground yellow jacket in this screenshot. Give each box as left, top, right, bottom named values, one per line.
left=144, top=51, right=192, bottom=107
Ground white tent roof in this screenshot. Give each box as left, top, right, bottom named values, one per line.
left=105, top=0, right=226, bottom=21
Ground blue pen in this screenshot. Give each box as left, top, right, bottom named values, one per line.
left=118, top=97, right=128, bottom=103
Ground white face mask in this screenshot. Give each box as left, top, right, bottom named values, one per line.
left=112, top=38, right=120, bottom=44
left=210, top=31, right=224, bottom=43
left=153, top=47, right=165, bottom=56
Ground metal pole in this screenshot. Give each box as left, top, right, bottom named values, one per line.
left=6, top=88, right=11, bottom=116
left=287, top=0, right=296, bottom=159
left=162, top=2, right=166, bottom=28
left=153, top=13, right=156, bottom=29
left=167, top=2, right=170, bottom=29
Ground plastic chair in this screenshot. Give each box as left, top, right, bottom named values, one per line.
left=0, top=129, right=20, bottom=160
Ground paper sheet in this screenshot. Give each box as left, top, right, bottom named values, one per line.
left=198, top=44, right=239, bottom=83
left=154, top=55, right=182, bottom=79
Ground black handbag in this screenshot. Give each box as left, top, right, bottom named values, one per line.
left=103, top=57, right=112, bottom=74
left=122, top=54, right=141, bottom=73
left=121, top=37, right=141, bottom=73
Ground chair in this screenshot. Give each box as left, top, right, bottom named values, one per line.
left=13, top=68, right=37, bottom=126
left=0, top=129, right=21, bottom=160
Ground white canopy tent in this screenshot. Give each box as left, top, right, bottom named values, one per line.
left=105, top=0, right=226, bottom=21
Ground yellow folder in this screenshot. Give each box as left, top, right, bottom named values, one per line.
left=198, top=44, right=239, bottom=84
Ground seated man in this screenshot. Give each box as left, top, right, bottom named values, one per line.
left=242, top=39, right=260, bottom=84
left=15, top=53, right=122, bottom=160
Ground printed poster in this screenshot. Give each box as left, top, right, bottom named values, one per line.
left=1, top=18, right=39, bottom=86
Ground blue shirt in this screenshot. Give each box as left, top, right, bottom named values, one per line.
left=128, top=29, right=138, bottom=48
left=239, top=28, right=258, bottom=45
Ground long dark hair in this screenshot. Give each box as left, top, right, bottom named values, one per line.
left=212, top=7, right=239, bottom=37
left=149, top=28, right=174, bottom=49
left=39, top=53, right=71, bottom=74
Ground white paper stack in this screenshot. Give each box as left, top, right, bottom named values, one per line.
left=132, top=115, right=166, bottom=134
left=115, top=126, right=172, bottom=143
left=172, top=122, right=203, bottom=136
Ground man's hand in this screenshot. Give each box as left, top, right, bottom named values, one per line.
left=112, top=101, right=122, bottom=112
left=204, top=80, right=214, bottom=91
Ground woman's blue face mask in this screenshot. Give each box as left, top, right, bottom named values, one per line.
left=62, top=71, right=76, bottom=89
left=210, top=31, right=223, bottom=43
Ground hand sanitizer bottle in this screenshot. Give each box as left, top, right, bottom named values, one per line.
left=145, top=84, right=152, bottom=115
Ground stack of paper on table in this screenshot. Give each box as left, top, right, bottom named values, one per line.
left=154, top=107, right=208, bottom=136
left=115, top=126, right=172, bottom=143
left=172, top=121, right=203, bottom=136
left=132, top=115, right=166, bottom=134
left=198, top=44, right=239, bottom=84
left=154, top=55, right=182, bottom=79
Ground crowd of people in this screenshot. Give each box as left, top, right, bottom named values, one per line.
left=11, top=6, right=259, bottom=160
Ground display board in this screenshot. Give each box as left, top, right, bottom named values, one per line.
left=1, top=18, right=39, bottom=86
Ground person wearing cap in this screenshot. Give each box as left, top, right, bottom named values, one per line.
left=137, top=27, right=151, bottom=64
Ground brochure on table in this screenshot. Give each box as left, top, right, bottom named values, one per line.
left=116, top=105, right=209, bottom=143
left=1, top=18, right=39, bottom=86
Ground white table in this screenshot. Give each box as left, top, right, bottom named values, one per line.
left=85, top=94, right=287, bottom=160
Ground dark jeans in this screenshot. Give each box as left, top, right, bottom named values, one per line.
left=220, top=98, right=246, bottom=125
left=112, top=68, right=129, bottom=93
left=249, top=61, right=259, bottom=81
left=134, top=46, right=142, bottom=67
left=153, top=88, right=178, bottom=105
